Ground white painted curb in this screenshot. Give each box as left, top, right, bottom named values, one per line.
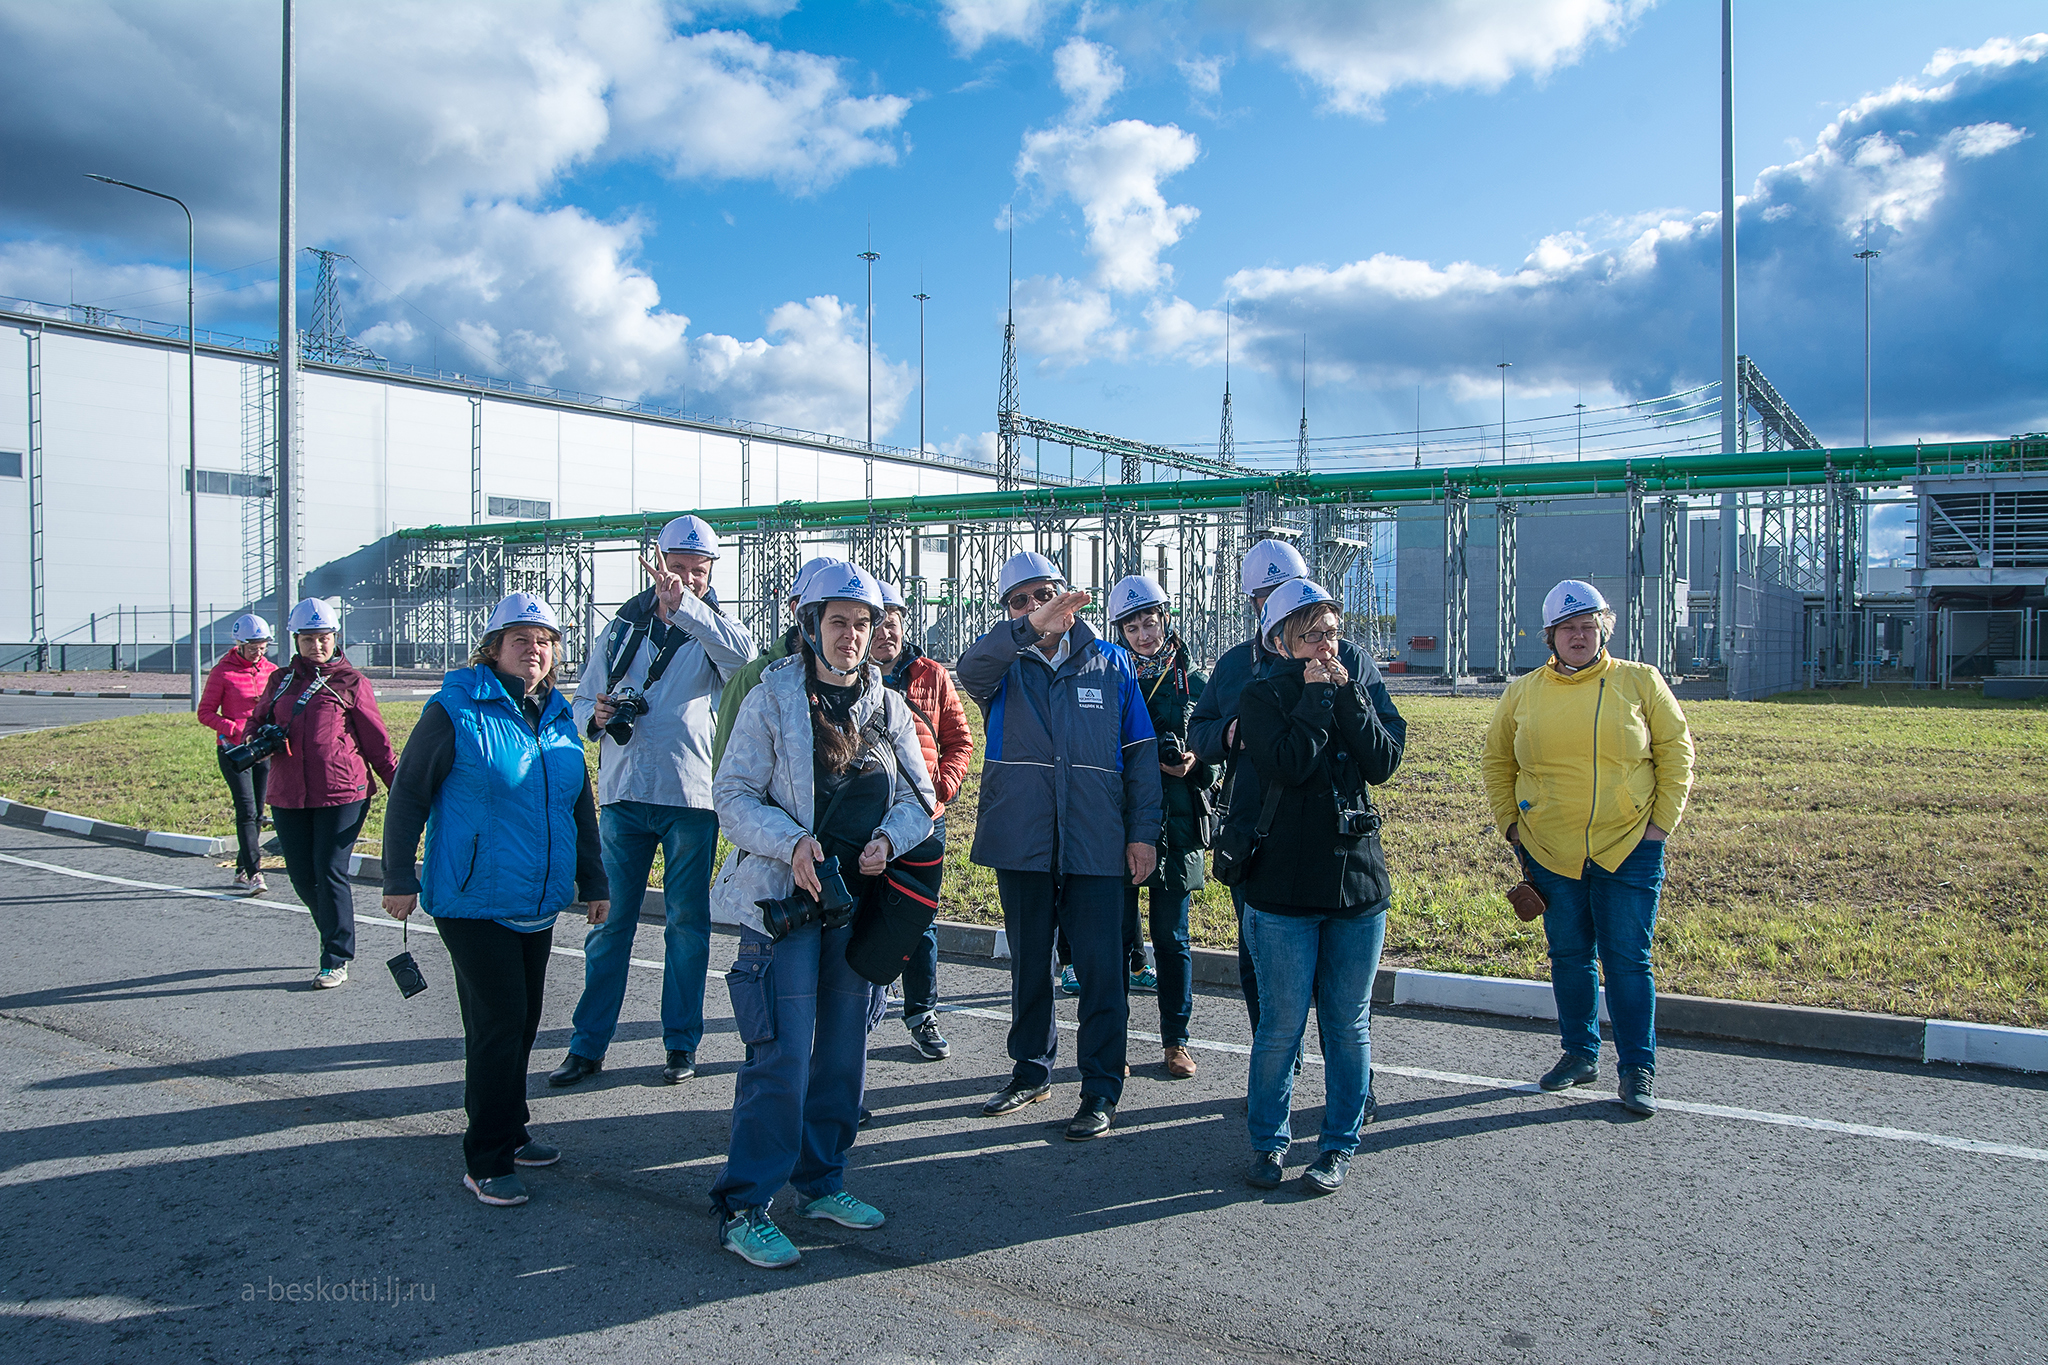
left=1924, top=1020, right=2048, bottom=1073
left=1392, top=968, right=1609, bottom=1024
left=42, top=810, right=94, bottom=836
left=146, top=830, right=223, bottom=856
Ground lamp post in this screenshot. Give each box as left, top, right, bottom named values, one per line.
left=88, top=173, right=199, bottom=710
left=1497, top=360, right=1512, bottom=464
left=1854, top=239, right=1880, bottom=448
left=912, top=287, right=930, bottom=455
left=859, top=244, right=879, bottom=514
left=1575, top=401, right=1586, bottom=461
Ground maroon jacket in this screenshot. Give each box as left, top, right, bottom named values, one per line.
left=255, top=656, right=398, bottom=809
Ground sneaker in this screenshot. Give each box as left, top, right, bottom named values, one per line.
left=801, top=1191, right=886, bottom=1229
left=907, top=1016, right=951, bottom=1060
left=463, top=1172, right=528, bottom=1207
left=1301, top=1150, right=1350, bottom=1196
left=982, top=1079, right=1052, bottom=1116
left=313, top=966, right=347, bottom=989
left=1128, top=965, right=1158, bottom=995
left=1058, top=965, right=1081, bottom=996
left=1245, top=1151, right=1284, bottom=1190
left=247, top=872, right=267, bottom=894
left=1162, top=1045, right=1197, bottom=1079
left=1539, top=1053, right=1598, bottom=1092
left=233, top=871, right=253, bottom=891
left=513, top=1141, right=560, bottom=1167
left=720, top=1207, right=800, bottom=1269
left=1618, top=1066, right=1658, bottom=1117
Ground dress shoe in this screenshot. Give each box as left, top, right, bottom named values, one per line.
left=1245, top=1151, right=1284, bottom=1189
left=1064, top=1096, right=1115, bottom=1141
left=1163, top=1045, right=1197, bottom=1079
left=1300, top=1150, right=1350, bottom=1196
left=547, top=1053, right=602, bottom=1088
left=982, top=1079, right=1052, bottom=1116
left=662, top=1050, right=696, bottom=1083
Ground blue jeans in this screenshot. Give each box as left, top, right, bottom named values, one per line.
left=1124, top=884, right=1194, bottom=1046
left=1529, top=837, right=1666, bottom=1072
left=567, top=802, right=718, bottom=1060
left=1243, top=904, right=1387, bottom=1155
left=710, top=921, right=880, bottom=1215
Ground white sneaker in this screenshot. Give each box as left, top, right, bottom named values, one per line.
left=314, top=966, right=348, bottom=989
left=233, top=872, right=253, bottom=891
left=248, top=872, right=267, bottom=894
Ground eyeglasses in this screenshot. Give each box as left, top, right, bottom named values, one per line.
left=1005, top=585, right=1059, bottom=611
left=1294, top=629, right=1340, bottom=645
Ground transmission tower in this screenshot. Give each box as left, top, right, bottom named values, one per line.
left=303, top=249, right=378, bottom=364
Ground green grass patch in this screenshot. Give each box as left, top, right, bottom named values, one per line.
left=7, top=685, right=2045, bottom=1026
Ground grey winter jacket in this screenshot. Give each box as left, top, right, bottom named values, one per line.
left=955, top=616, right=1163, bottom=877
left=572, top=585, right=757, bottom=811
left=709, top=654, right=935, bottom=937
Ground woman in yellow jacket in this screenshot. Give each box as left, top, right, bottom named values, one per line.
left=1482, top=580, right=1694, bottom=1116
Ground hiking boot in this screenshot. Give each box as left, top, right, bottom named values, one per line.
left=1163, top=1045, right=1197, bottom=1079
left=982, top=1079, right=1052, bottom=1116
left=463, top=1172, right=528, bottom=1207
left=720, top=1207, right=799, bottom=1269
left=1301, top=1150, right=1350, bottom=1196
left=907, top=1016, right=951, bottom=1060
left=1245, top=1151, right=1284, bottom=1189
left=1618, top=1066, right=1658, bottom=1116
left=1539, top=1053, right=1598, bottom=1092
left=801, top=1191, right=886, bottom=1229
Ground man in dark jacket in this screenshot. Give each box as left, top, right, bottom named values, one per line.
left=1189, top=540, right=1408, bottom=1033
left=957, top=551, right=1163, bottom=1141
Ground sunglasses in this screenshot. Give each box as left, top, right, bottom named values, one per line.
left=1005, top=585, right=1060, bottom=611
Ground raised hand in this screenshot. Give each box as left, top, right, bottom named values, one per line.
left=639, top=553, right=685, bottom=622
left=1027, top=589, right=1091, bottom=643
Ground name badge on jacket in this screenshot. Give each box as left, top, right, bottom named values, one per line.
left=1076, top=687, right=1103, bottom=708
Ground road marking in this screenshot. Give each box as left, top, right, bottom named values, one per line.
left=6, top=848, right=2046, bottom=1167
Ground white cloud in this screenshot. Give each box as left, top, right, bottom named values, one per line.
left=1178, top=55, right=1226, bottom=99
left=940, top=430, right=1000, bottom=465
left=1218, top=0, right=1649, bottom=116
left=1012, top=273, right=1128, bottom=368
left=687, top=296, right=913, bottom=438
left=939, top=0, right=1063, bottom=54
left=1016, top=116, right=1202, bottom=294
left=1053, top=37, right=1124, bottom=123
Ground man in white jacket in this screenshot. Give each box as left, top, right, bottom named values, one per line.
left=551, top=515, right=757, bottom=1088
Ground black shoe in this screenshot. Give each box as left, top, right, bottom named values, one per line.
left=1300, top=1150, right=1350, bottom=1196
left=547, top=1053, right=602, bottom=1088
left=513, top=1141, right=561, bottom=1168
left=858, top=1107, right=874, bottom=1127
left=982, top=1079, right=1052, bottom=1116
left=662, top=1050, right=696, bottom=1084
left=1064, top=1096, right=1115, bottom=1141
left=1245, top=1152, right=1284, bottom=1189
left=1618, top=1066, right=1657, bottom=1116
left=1539, top=1053, right=1598, bottom=1092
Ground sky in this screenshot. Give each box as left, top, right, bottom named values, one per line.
left=2, top=0, right=2043, bottom=505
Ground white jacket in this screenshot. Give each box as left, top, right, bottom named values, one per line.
left=710, top=655, right=935, bottom=936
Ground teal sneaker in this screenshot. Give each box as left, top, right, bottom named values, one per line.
left=1128, top=965, right=1158, bottom=994
left=801, top=1190, right=886, bottom=1229
left=1058, top=965, right=1081, bottom=996
left=720, top=1207, right=800, bottom=1268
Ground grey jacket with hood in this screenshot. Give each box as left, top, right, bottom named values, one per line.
left=956, top=615, right=1163, bottom=877
left=710, top=653, right=935, bottom=938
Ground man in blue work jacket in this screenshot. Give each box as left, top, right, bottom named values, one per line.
left=957, top=550, right=1164, bottom=1141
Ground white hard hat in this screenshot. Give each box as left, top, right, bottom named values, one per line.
left=1107, top=575, right=1170, bottom=624
left=1258, top=578, right=1338, bottom=651
left=1542, top=579, right=1612, bottom=629
left=658, top=514, right=720, bottom=559
left=788, top=555, right=843, bottom=603
left=877, top=579, right=906, bottom=610
left=230, top=613, right=272, bottom=643
left=286, top=597, right=340, bottom=634
left=996, top=550, right=1064, bottom=603
left=1240, top=539, right=1309, bottom=597
left=485, top=592, right=562, bottom=637
left=799, top=561, right=886, bottom=615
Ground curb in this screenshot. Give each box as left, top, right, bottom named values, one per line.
left=0, top=688, right=187, bottom=699
left=13, top=798, right=2045, bottom=1076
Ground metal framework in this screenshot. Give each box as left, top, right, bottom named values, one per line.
left=240, top=363, right=277, bottom=604
left=1494, top=501, right=1517, bottom=676
left=26, top=328, right=45, bottom=655
left=1443, top=484, right=1470, bottom=684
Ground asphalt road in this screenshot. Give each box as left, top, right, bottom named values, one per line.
left=0, top=823, right=2043, bottom=1364
left=0, top=695, right=192, bottom=736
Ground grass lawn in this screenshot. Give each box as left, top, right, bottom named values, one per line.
left=6, top=685, right=2044, bottom=1026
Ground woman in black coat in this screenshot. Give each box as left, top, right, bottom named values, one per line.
left=1231, top=580, right=1403, bottom=1197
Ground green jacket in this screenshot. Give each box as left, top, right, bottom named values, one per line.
left=711, top=627, right=795, bottom=774
left=1135, top=638, right=1213, bottom=898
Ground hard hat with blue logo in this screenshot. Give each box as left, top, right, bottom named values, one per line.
left=877, top=579, right=906, bottom=611
left=996, top=550, right=1064, bottom=604
left=1258, top=578, right=1338, bottom=652
left=658, top=514, right=720, bottom=559
left=788, top=555, right=844, bottom=604
left=229, top=613, right=272, bottom=643
left=798, top=562, right=886, bottom=678
left=485, top=592, right=562, bottom=637
left=1542, top=580, right=1612, bottom=629
left=285, top=597, right=340, bottom=634
left=1108, top=574, right=1170, bottom=625
left=1239, top=539, right=1309, bottom=597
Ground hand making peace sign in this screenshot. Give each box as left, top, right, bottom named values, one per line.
left=639, top=553, right=686, bottom=622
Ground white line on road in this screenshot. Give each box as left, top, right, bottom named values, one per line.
left=7, top=849, right=2046, bottom=1167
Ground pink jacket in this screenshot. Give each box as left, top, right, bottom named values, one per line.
left=198, top=650, right=279, bottom=746
left=254, top=657, right=398, bottom=809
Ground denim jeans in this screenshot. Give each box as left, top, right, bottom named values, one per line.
left=899, top=816, right=946, bottom=1024
left=709, top=920, right=876, bottom=1215
left=1124, top=884, right=1194, bottom=1046
left=1530, top=836, right=1665, bottom=1072
left=1243, top=904, right=1387, bottom=1155
left=999, top=871, right=1127, bottom=1103
left=567, top=802, right=718, bottom=1059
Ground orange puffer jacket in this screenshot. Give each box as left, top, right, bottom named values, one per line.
left=882, top=646, right=973, bottom=816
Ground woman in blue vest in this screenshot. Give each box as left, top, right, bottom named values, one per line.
left=382, top=593, right=609, bottom=1208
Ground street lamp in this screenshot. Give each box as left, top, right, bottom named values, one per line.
left=912, top=287, right=930, bottom=456
left=88, top=173, right=199, bottom=710
left=1854, top=237, right=1881, bottom=448
left=1574, top=401, right=1586, bottom=461
left=1497, top=360, right=1512, bottom=464
left=859, top=243, right=879, bottom=512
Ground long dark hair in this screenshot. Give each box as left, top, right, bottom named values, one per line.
left=799, top=641, right=864, bottom=774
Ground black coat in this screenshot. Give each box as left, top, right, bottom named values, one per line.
left=1133, top=638, right=1214, bottom=898
left=1231, top=654, right=1404, bottom=915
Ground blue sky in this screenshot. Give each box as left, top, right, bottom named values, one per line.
left=2, top=0, right=2043, bottom=486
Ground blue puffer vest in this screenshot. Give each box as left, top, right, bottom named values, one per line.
left=422, top=665, right=585, bottom=921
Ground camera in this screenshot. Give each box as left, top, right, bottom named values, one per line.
left=603, top=686, right=648, bottom=745
left=223, top=722, right=288, bottom=773
left=1157, top=734, right=1188, bottom=767
left=1335, top=807, right=1382, bottom=839
left=755, top=855, right=859, bottom=941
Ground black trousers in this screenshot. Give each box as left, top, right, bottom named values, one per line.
left=272, top=800, right=367, bottom=969
left=215, top=748, right=270, bottom=877
left=438, top=916, right=553, bottom=1179
left=998, top=871, right=1127, bottom=1103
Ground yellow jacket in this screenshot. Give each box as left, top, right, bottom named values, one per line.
left=1481, top=652, right=1695, bottom=879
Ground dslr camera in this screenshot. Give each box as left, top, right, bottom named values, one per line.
left=1157, top=734, right=1188, bottom=767
left=223, top=722, right=288, bottom=774
left=1335, top=806, right=1382, bottom=839
left=603, top=686, right=648, bottom=745
left=755, top=855, right=859, bottom=941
